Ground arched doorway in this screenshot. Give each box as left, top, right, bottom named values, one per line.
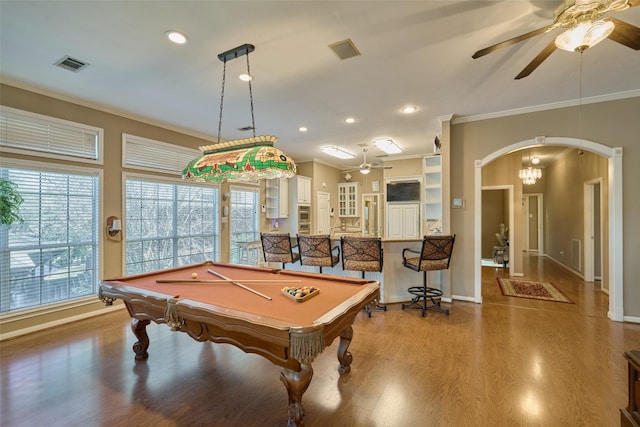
left=473, top=137, right=623, bottom=321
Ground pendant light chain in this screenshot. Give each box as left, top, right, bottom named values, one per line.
left=579, top=52, right=583, bottom=148
left=217, top=59, right=227, bottom=143
left=246, top=53, right=256, bottom=138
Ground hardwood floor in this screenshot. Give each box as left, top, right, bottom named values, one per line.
left=2, top=255, right=639, bottom=426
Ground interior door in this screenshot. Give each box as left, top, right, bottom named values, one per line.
left=316, top=192, right=330, bottom=234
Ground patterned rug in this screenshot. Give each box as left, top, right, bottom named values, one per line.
left=497, top=278, right=574, bottom=304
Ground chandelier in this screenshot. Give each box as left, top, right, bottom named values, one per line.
left=519, top=151, right=542, bottom=185
left=183, top=44, right=296, bottom=183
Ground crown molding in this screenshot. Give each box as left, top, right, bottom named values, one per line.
left=452, top=89, right=640, bottom=125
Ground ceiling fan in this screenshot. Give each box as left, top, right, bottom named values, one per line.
left=343, top=148, right=392, bottom=175
left=472, top=0, right=640, bottom=79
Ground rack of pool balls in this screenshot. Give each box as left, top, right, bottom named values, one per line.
left=281, top=286, right=319, bottom=302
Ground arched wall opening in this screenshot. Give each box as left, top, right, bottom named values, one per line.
left=473, top=136, right=623, bottom=321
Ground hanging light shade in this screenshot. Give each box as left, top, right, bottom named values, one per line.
left=555, top=19, right=615, bottom=52
left=183, top=136, right=295, bottom=183
left=183, top=44, right=296, bottom=183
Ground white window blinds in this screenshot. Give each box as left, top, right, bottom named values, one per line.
left=0, top=106, right=102, bottom=162
left=122, top=133, right=199, bottom=174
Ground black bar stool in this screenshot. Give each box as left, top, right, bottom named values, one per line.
left=341, top=236, right=386, bottom=317
left=401, top=235, right=455, bottom=317
left=260, top=232, right=300, bottom=269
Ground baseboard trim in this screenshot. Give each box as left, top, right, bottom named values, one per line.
left=0, top=304, right=125, bottom=341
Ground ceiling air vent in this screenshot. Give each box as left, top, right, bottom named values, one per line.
left=328, top=39, right=361, bottom=60
left=54, top=55, right=89, bottom=72
left=237, top=126, right=255, bottom=132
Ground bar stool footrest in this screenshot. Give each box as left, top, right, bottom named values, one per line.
left=402, top=286, right=449, bottom=317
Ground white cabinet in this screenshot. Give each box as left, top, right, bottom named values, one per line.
left=295, top=176, right=312, bottom=205
left=338, top=182, right=359, bottom=217
left=265, top=178, right=289, bottom=219
left=387, top=203, right=421, bottom=240
left=423, top=155, right=442, bottom=234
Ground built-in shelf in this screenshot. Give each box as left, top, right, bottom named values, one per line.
left=423, top=155, right=442, bottom=234
left=265, top=178, right=289, bottom=219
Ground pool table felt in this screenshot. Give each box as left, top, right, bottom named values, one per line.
left=107, top=263, right=376, bottom=326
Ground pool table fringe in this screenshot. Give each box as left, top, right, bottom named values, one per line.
left=290, top=329, right=325, bottom=363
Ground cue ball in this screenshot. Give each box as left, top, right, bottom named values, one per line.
left=192, top=272, right=198, bottom=279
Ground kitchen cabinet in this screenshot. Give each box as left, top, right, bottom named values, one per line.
left=338, top=182, right=359, bottom=217
left=387, top=203, right=421, bottom=240
left=295, top=175, right=312, bottom=205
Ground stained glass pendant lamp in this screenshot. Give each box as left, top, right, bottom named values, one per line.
left=183, top=44, right=296, bottom=183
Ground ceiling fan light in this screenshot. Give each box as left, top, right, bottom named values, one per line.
left=373, top=137, right=403, bottom=154
left=555, top=20, right=615, bottom=52
left=359, top=168, right=371, bottom=175
left=321, top=146, right=356, bottom=159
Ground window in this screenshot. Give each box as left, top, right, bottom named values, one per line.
left=125, top=177, right=219, bottom=275
left=0, top=106, right=102, bottom=163
left=122, top=133, right=198, bottom=175
left=0, top=166, right=99, bottom=313
left=229, top=187, right=259, bottom=264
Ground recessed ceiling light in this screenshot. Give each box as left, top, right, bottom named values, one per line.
left=239, top=73, right=252, bottom=81
left=401, top=106, right=417, bottom=114
left=531, top=156, right=541, bottom=165
left=299, top=126, right=308, bottom=132
left=165, top=30, right=189, bottom=45
left=345, top=117, right=355, bottom=124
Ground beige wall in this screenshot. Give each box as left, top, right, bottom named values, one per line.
left=450, top=96, right=639, bottom=317
left=2, top=84, right=638, bottom=332
left=1, top=84, right=241, bottom=335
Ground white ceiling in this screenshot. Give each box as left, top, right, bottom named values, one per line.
left=1, top=1, right=639, bottom=169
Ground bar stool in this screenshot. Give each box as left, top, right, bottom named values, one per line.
left=260, top=232, right=300, bottom=269
left=401, top=234, right=455, bottom=317
left=296, top=234, right=339, bottom=273
left=340, top=236, right=386, bottom=317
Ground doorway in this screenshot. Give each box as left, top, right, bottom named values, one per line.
left=524, top=193, right=543, bottom=254
left=316, top=192, right=330, bottom=234
left=584, top=179, right=603, bottom=286
left=481, top=186, right=513, bottom=274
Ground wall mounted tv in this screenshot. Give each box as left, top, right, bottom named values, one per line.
left=386, top=181, right=421, bottom=202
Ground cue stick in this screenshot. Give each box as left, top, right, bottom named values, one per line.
left=155, top=279, right=301, bottom=284
left=207, top=269, right=273, bottom=301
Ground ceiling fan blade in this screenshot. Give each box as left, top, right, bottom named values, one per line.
left=608, top=18, right=640, bottom=50
left=515, top=39, right=557, bottom=80
left=472, top=25, right=555, bottom=59
left=371, top=165, right=393, bottom=170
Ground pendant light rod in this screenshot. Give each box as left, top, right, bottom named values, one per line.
left=217, top=44, right=255, bottom=62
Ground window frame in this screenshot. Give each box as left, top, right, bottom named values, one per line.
left=0, top=157, right=103, bottom=318
left=123, top=171, right=221, bottom=275
left=0, top=105, right=104, bottom=165
left=229, top=185, right=260, bottom=264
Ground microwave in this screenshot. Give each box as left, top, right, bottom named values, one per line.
left=298, top=205, right=310, bottom=223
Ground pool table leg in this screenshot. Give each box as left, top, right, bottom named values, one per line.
left=337, top=325, right=354, bottom=376
left=280, top=363, right=313, bottom=427
left=131, top=318, right=150, bottom=361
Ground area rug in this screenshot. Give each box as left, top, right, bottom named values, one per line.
left=497, top=278, right=574, bottom=304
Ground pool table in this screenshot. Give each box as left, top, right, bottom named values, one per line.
left=99, top=261, right=380, bottom=426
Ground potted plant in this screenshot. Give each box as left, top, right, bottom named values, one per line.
left=0, top=178, right=24, bottom=226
